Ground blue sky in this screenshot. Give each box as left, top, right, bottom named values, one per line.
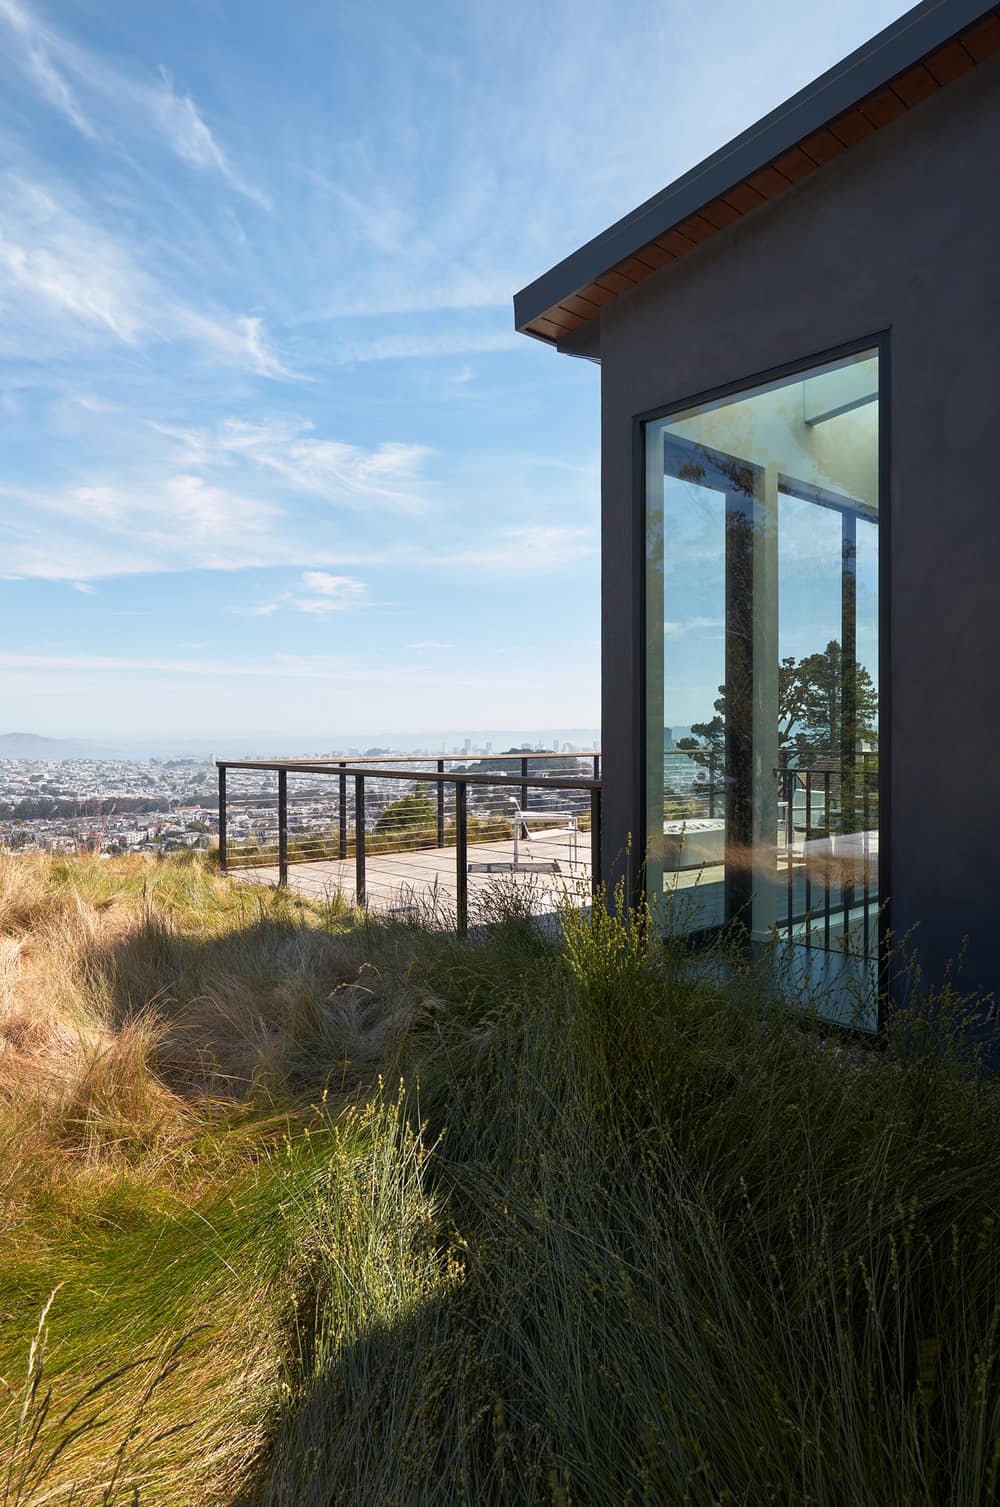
left=0, top=0, right=908, bottom=745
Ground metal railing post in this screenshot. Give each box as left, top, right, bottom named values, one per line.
left=354, top=774, right=366, bottom=906
left=277, top=768, right=288, bottom=886
left=593, top=753, right=600, bottom=781
left=217, top=764, right=227, bottom=872
left=825, top=771, right=831, bottom=946
left=590, top=785, right=602, bottom=898
left=520, top=756, right=529, bottom=812
left=862, top=753, right=872, bottom=961
left=784, top=769, right=794, bottom=938
left=455, top=780, right=468, bottom=935
left=338, top=762, right=347, bottom=860
left=437, top=758, right=445, bottom=847
left=708, top=752, right=716, bottom=818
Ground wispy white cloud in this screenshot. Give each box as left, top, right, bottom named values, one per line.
left=302, top=168, right=412, bottom=256
left=148, top=66, right=269, bottom=208
left=0, top=649, right=534, bottom=693
left=24, top=38, right=96, bottom=138
left=302, top=270, right=515, bottom=325
left=251, top=571, right=371, bottom=617
left=70, top=393, right=120, bottom=414
left=664, top=616, right=725, bottom=636
left=405, top=641, right=453, bottom=650
left=0, top=0, right=30, bottom=33
left=153, top=417, right=432, bottom=513
left=435, top=525, right=597, bottom=572
left=0, top=177, right=145, bottom=341
left=332, top=328, right=520, bottom=364
left=172, top=311, right=295, bottom=378
left=301, top=570, right=367, bottom=603
left=0, top=175, right=289, bottom=374
left=0, top=0, right=268, bottom=206
left=249, top=525, right=598, bottom=576
left=0, top=460, right=597, bottom=583
left=0, top=472, right=292, bottom=580
left=228, top=524, right=598, bottom=578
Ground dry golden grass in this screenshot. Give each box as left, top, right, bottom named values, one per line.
left=0, top=849, right=439, bottom=1152
left=0, top=849, right=442, bottom=1505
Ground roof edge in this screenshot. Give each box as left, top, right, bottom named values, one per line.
left=514, top=0, right=998, bottom=334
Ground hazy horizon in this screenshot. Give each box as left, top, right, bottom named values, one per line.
left=0, top=725, right=603, bottom=759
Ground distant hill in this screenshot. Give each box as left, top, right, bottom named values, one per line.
left=0, top=732, right=122, bottom=760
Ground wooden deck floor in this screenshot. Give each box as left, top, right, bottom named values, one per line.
left=229, top=828, right=593, bottom=923
left=229, top=828, right=725, bottom=928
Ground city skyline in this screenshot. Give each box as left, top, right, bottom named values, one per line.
left=0, top=725, right=602, bottom=760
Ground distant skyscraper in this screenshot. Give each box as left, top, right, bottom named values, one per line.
left=663, top=727, right=674, bottom=750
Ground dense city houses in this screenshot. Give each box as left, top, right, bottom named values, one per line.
left=0, top=740, right=598, bottom=858
left=0, top=758, right=221, bottom=855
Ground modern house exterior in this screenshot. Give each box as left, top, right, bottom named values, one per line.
left=515, top=0, right=1000, bottom=1025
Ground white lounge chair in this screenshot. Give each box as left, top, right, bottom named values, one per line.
left=467, top=797, right=579, bottom=874
left=509, top=797, right=579, bottom=870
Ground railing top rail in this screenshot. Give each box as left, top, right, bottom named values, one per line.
left=217, top=750, right=599, bottom=766
left=216, top=759, right=601, bottom=791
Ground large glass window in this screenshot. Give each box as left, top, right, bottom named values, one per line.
left=644, top=348, right=880, bottom=1003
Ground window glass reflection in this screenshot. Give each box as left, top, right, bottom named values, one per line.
left=644, top=349, right=880, bottom=1016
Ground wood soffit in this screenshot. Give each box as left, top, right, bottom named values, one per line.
left=521, top=8, right=1000, bottom=346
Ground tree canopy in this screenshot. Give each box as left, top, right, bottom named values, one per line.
left=373, top=791, right=437, bottom=836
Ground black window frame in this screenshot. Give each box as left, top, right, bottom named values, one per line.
left=632, top=330, right=890, bottom=1033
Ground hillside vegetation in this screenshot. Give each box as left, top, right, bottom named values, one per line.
left=1, top=851, right=998, bottom=1505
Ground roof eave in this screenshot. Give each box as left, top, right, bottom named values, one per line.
left=514, top=0, right=1000, bottom=340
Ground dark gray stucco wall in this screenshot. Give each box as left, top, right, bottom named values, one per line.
left=599, top=55, right=1000, bottom=1004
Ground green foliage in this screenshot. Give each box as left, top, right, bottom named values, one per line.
left=4, top=852, right=1000, bottom=1505
left=256, top=905, right=1000, bottom=1507
left=373, top=791, right=437, bottom=836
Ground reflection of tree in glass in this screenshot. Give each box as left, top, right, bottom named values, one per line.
left=781, top=642, right=878, bottom=764
left=677, top=641, right=877, bottom=768
left=674, top=447, right=755, bottom=497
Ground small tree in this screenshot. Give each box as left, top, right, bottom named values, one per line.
left=373, top=791, right=436, bottom=837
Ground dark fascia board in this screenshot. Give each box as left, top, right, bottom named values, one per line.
left=514, top=0, right=996, bottom=334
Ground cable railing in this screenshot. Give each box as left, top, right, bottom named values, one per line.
left=219, top=744, right=877, bottom=955
left=775, top=750, right=879, bottom=958
left=217, top=753, right=602, bottom=933
left=656, top=745, right=879, bottom=958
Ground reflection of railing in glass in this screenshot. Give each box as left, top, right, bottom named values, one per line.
left=776, top=750, right=878, bottom=958
left=658, top=739, right=878, bottom=957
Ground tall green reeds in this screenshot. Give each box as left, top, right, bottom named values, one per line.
left=257, top=891, right=1000, bottom=1506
